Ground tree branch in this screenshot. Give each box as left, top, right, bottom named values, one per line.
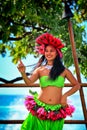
left=0, top=73, right=30, bottom=83
left=8, top=32, right=31, bottom=41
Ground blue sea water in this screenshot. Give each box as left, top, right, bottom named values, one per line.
left=0, top=95, right=86, bottom=130
left=0, top=95, right=28, bottom=130
left=0, top=95, right=28, bottom=120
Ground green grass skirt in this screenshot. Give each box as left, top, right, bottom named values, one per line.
left=21, top=113, right=64, bottom=130
left=21, top=92, right=75, bottom=130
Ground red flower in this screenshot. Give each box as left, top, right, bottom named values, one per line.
left=57, top=112, right=63, bottom=119
left=60, top=109, right=66, bottom=118
left=35, top=44, right=45, bottom=55
left=30, top=109, right=36, bottom=116
left=25, top=96, right=36, bottom=111
left=36, top=33, right=49, bottom=45
left=37, top=107, right=47, bottom=120
left=35, top=33, right=65, bottom=58
left=47, top=111, right=58, bottom=121
left=64, top=105, right=75, bottom=116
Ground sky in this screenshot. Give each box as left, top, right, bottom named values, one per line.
left=0, top=53, right=38, bottom=81
left=0, top=52, right=40, bottom=95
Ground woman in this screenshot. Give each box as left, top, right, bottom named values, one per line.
left=17, top=33, right=80, bottom=130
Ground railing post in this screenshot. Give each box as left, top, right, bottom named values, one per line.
left=68, top=19, right=87, bottom=128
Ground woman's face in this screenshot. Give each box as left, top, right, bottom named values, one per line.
left=45, top=45, right=57, bottom=61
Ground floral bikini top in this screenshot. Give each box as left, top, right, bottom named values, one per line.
left=39, top=75, right=65, bottom=88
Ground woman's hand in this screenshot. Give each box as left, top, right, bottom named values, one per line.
left=17, top=60, right=26, bottom=74
left=60, top=95, right=68, bottom=107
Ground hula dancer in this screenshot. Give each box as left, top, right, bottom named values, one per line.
left=17, top=33, right=80, bottom=130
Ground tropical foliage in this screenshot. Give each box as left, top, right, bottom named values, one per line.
left=0, top=0, right=87, bottom=77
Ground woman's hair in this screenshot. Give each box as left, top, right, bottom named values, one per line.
left=36, top=55, right=65, bottom=80
left=49, top=55, right=65, bottom=80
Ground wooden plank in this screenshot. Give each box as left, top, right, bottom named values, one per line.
left=0, top=120, right=87, bottom=124
left=0, top=83, right=87, bottom=87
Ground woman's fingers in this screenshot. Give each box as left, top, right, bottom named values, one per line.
left=19, top=59, right=23, bottom=64
left=17, top=60, right=25, bottom=73
left=18, top=60, right=23, bottom=66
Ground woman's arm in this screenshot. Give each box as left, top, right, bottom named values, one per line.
left=17, top=60, right=39, bottom=86
left=64, top=68, right=80, bottom=96
left=61, top=68, right=80, bottom=106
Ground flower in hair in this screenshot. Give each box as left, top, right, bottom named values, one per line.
left=35, top=44, right=45, bottom=55
left=35, top=33, right=65, bottom=58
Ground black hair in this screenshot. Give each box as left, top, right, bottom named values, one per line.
left=49, top=55, right=65, bottom=80
left=36, top=55, right=65, bottom=80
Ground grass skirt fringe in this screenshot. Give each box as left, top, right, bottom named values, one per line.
left=21, top=93, right=75, bottom=130
left=21, top=113, right=64, bottom=130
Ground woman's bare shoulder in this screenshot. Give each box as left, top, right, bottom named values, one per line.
left=60, top=67, right=67, bottom=74
left=64, top=68, right=73, bottom=76
left=61, top=68, right=72, bottom=77
left=64, top=68, right=77, bottom=81
left=65, top=68, right=71, bottom=73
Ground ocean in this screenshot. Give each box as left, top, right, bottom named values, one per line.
left=0, top=95, right=28, bottom=130
left=0, top=94, right=86, bottom=130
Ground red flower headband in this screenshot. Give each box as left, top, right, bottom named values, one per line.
left=35, top=33, right=65, bottom=58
